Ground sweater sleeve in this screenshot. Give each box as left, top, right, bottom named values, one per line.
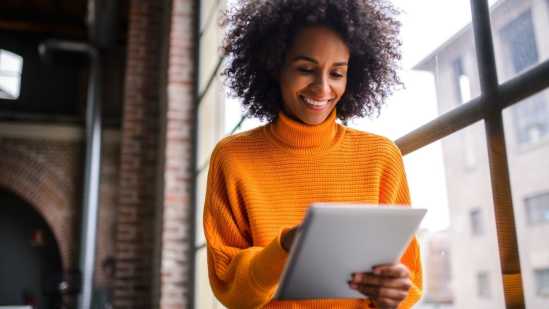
left=379, top=142, right=424, bottom=309
left=203, top=144, right=289, bottom=309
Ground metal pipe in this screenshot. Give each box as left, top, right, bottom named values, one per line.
left=190, top=0, right=201, bottom=307
left=39, top=39, right=102, bottom=309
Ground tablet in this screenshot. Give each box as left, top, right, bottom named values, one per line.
left=274, top=203, right=426, bottom=300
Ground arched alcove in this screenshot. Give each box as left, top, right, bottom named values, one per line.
left=0, top=143, right=76, bottom=269
left=0, top=188, right=63, bottom=308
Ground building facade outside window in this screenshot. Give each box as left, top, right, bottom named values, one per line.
left=470, top=208, right=483, bottom=236
left=452, top=57, right=471, bottom=105
left=500, top=10, right=549, bottom=145
left=525, top=192, right=549, bottom=225
left=534, top=268, right=549, bottom=297
left=477, top=272, right=491, bottom=298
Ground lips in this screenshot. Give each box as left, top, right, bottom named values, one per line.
left=300, top=95, right=333, bottom=110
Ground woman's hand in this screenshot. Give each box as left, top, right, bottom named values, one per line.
left=348, top=263, right=412, bottom=309
left=281, top=225, right=301, bottom=252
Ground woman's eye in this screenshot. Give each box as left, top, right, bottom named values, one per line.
left=297, top=67, right=314, bottom=74
left=331, top=72, right=345, bottom=78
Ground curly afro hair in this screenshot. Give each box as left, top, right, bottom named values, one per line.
left=221, top=0, right=402, bottom=122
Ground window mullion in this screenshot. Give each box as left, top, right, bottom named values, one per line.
left=470, top=1, right=524, bottom=308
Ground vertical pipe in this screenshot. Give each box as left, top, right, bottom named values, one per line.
left=470, top=1, right=524, bottom=307
left=189, top=0, right=201, bottom=307
left=78, top=51, right=102, bottom=309
left=39, top=39, right=102, bottom=309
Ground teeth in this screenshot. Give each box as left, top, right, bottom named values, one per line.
left=303, top=96, right=329, bottom=107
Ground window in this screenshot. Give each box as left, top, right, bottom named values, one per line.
left=452, top=57, right=471, bottom=105
left=511, top=94, right=549, bottom=144
left=477, top=272, right=491, bottom=298
left=470, top=208, right=483, bottom=236
left=500, top=10, right=549, bottom=145
left=525, top=192, right=549, bottom=225
left=0, top=49, right=23, bottom=100
left=500, top=10, right=538, bottom=74
left=535, top=268, right=549, bottom=297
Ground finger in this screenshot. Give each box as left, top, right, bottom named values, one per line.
left=374, top=296, right=400, bottom=309
left=350, top=272, right=368, bottom=284
left=350, top=283, right=379, bottom=299
left=352, top=274, right=412, bottom=290
left=372, top=264, right=410, bottom=278
left=352, top=284, right=408, bottom=301
left=377, top=287, right=408, bottom=301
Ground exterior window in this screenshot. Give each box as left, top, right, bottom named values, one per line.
left=0, top=49, right=23, bottom=100
left=500, top=10, right=549, bottom=145
left=501, top=10, right=539, bottom=73
left=512, top=94, right=549, bottom=144
left=470, top=208, right=483, bottom=236
left=477, top=272, right=491, bottom=298
left=525, top=192, right=549, bottom=225
left=452, top=57, right=471, bottom=105
left=535, top=268, right=549, bottom=297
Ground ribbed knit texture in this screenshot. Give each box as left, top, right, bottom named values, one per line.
left=203, top=110, right=423, bottom=309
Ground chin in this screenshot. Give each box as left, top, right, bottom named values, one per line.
left=298, top=114, right=329, bottom=125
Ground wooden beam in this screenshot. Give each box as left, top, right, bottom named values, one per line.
left=0, top=19, right=85, bottom=37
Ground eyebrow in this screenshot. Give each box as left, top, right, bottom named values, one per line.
left=291, top=55, right=348, bottom=67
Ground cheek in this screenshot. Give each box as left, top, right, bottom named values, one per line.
left=335, top=80, right=348, bottom=98
left=282, top=74, right=309, bottom=96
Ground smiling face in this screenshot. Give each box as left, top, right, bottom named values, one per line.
left=279, top=25, right=350, bottom=125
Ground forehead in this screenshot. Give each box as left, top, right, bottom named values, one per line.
left=287, top=25, right=350, bottom=61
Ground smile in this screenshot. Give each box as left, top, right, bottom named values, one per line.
left=300, top=96, right=333, bottom=109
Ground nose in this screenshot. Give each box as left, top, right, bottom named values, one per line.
left=310, top=73, right=331, bottom=97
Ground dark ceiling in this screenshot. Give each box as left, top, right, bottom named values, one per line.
left=0, top=0, right=87, bottom=39
left=0, top=0, right=128, bottom=42
left=0, top=0, right=129, bottom=124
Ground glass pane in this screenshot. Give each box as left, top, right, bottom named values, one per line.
left=195, top=247, right=223, bottom=309
left=0, top=50, right=23, bottom=100
left=398, top=122, right=505, bottom=309
left=198, top=17, right=223, bottom=94
left=503, top=88, right=549, bottom=308
left=399, top=0, right=480, bottom=119
left=0, top=76, right=21, bottom=99
left=491, top=0, right=549, bottom=83
left=223, top=97, right=265, bottom=135
left=197, top=79, right=225, bottom=169
left=354, top=0, right=480, bottom=133
left=195, top=168, right=208, bottom=247
left=0, top=50, right=23, bottom=73
left=223, top=96, right=245, bottom=134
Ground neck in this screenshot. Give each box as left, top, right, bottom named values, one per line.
left=267, top=109, right=344, bottom=152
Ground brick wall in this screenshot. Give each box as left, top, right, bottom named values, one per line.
left=115, top=1, right=164, bottom=306
left=0, top=131, right=121, bottom=287
left=0, top=137, right=80, bottom=269
left=115, top=0, right=196, bottom=307
left=158, top=0, right=196, bottom=308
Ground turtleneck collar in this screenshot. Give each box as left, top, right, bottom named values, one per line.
left=267, top=109, right=345, bottom=152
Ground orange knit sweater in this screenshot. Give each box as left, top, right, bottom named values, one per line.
left=203, top=110, right=423, bottom=309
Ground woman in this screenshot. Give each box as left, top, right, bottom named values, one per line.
left=203, top=0, right=422, bottom=308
